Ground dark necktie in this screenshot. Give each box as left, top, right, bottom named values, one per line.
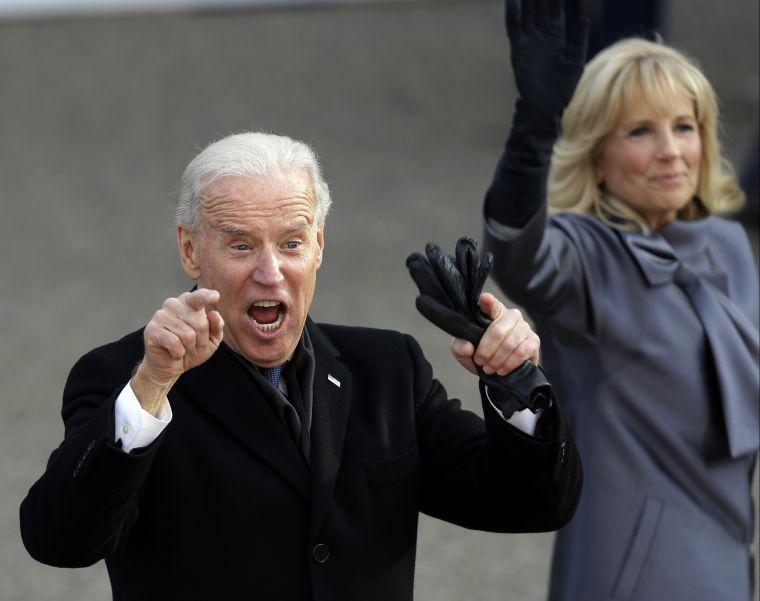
left=262, top=364, right=311, bottom=462
left=261, top=365, right=284, bottom=389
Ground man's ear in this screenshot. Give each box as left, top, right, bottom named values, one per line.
left=178, top=225, right=201, bottom=280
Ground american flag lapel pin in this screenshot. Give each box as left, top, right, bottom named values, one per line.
left=327, top=373, right=341, bottom=388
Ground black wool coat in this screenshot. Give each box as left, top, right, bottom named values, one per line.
left=21, top=319, right=582, bottom=601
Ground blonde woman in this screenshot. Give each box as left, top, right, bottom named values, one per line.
left=479, top=0, right=759, bottom=599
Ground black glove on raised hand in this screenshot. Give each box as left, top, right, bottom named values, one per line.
left=506, top=0, right=589, bottom=115
left=406, top=237, right=553, bottom=415
left=486, top=0, right=590, bottom=229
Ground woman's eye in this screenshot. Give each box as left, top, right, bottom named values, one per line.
left=675, top=122, right=695, bottom=132
left=628, top=126, right=649, bottom=137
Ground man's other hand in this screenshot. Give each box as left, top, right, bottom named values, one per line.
left=132, top=288, right=224, bottom=415
left=450, top=293, right=539, bottom=376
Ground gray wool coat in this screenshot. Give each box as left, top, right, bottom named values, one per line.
left=484, top=205, right=759, bottom=601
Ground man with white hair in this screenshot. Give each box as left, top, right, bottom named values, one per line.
left=21, top=132, right=581, bottom=601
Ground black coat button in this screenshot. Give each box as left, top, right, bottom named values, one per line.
left=312, top=543, right=330, bottom=563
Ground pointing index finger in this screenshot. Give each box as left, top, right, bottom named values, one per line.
left=185, top=288, right=221, bottom=311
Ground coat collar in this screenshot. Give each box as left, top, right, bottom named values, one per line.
left=305, top=318, right=353, bottom=536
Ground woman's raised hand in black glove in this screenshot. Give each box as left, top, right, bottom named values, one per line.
left=485, top=0, right=590, bottom=228
left=506, top=0, right=589, bottom=116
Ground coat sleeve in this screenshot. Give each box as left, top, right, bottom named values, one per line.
left=19, top=342, right=163, bottom=568
left=483, top=97, right=597, bottom=331
left=407, top=334, right=582, bottom=534
left=486, top=202, right=599, bottom=330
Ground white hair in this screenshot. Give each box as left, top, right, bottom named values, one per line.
left=176, top=131, right=332, bottom=231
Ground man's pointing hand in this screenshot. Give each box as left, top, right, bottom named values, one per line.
left=132, top=288, right=224, bottom=416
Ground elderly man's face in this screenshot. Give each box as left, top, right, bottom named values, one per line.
left=179, top=171, right=323, bottom=367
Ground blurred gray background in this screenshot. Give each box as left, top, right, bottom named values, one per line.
left=1, top=0, right=757, bottom=599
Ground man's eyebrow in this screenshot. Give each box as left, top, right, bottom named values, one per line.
left=219, top=224, right=249, bottom=236
left=283, top=221, right=310, bottom=234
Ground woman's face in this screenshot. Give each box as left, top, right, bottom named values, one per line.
left=595, top=87, right=702, bottom=229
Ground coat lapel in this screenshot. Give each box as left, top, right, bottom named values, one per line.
left=306, top=320, right=353, bottom=536
left=173, top=343, right=311, bottom=502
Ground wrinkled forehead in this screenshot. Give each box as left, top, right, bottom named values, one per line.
left=199, top=171, right=317, bottom=227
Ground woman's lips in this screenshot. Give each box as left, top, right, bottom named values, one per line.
left=651, top=172, right=684, bottom=184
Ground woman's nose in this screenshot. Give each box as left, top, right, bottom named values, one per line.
left=656, top=129, right=680, bottom=160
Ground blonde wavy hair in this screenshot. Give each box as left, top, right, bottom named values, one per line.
left=548, top=38, right=744, bottom=231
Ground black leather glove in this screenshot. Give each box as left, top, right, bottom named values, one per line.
left=506, top=0, right=589, bottom=115
left=407, top=237, right=553, bottom=415
left=407, top=237, right=491, bottom=346
left=486, top=0, right=590, bottom=229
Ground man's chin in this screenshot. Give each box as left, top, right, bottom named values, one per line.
left=239, top=338, right=295, bottom=369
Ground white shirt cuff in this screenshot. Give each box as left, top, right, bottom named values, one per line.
left=114, top=381, right=172, bottom=453
left=505, top=407, right=541, bottom=435
left=485, top=385, right=541, bottom=436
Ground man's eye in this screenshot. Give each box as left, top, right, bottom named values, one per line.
left=285, top=241, right=301, bottom=250
left=232, top=244, right=249, bottom=251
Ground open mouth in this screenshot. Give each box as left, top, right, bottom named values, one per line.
left=247, top=300, right=285, bottom=332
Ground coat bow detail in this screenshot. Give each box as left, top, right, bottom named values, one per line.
left=620, top=229, right=759, bottom=458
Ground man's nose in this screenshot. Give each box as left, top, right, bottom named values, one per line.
left=251, top=249, right=285, bottom=286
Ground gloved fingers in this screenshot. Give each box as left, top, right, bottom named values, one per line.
left=454, top=236, right=477, bottom=289
left=533, top=0, right=554, bottom=35
left=406, top=252, right=453, bottom=308
left=424, top=242, right=469, bottom=316
left=465, top=248, right=481, bottom=320
left=454, top=237, right=479, bottom=318
left=469, top=252, right=494, bottom=327
left=549, top=0, right=565, bottom=34
left=449, top=336, right=478, bottom=376
left=521, top=0, right=536, bottom=34
left=452, top=237, right=491, bottom=325
left=505, top=0, right=521, bottom=39
left=415, top=295, right=484, bottom=346
left=566, top=16, right=590, bottom=62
